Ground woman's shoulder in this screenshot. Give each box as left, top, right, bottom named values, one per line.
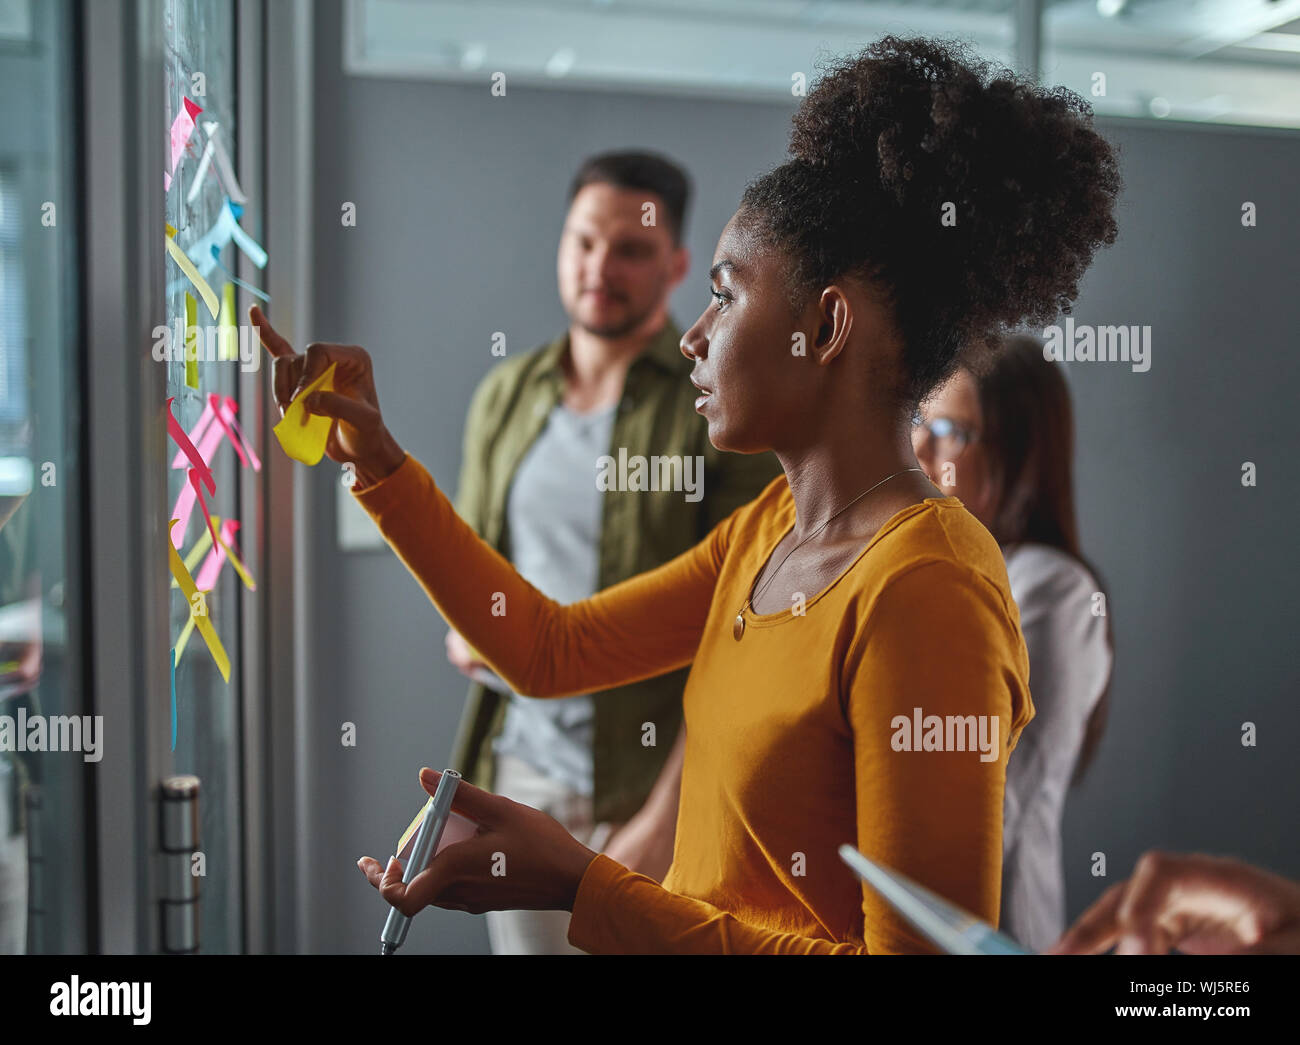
left=837, top=497, right=1022, bottom=633
left=844, top=502, right=1032, bottom=727
left=876, top=497, right=1014, bottom=596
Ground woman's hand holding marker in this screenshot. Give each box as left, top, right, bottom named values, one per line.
left=357, top=769, right=600, bottom=916
left=251, top=305, right=407, bottom=486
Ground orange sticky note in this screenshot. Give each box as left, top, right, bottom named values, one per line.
left=272, top=362, right=338, bottom=465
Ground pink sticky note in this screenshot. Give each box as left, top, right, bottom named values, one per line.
left=188, top=468, right=220, bottom=551
left=173, top=399, right=216, bottom=468
left=208, top=394, right=250, bottom=470
left=195, top=518, right=241, bottom=591
left=219, top=397, right=261, bottom=472
left=165, top=97, right=203, bottom=190
left=171, top=397, right=260, bottom=474
left=168, top=425, right=225, bottom=548
left=165, top=397, right=215, bottom=495
left=168, top=408, right=233, bottom=547
left=166, top=396, right=220, bottom=550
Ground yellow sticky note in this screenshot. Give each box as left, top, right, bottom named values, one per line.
left=170, top=515, right=256, bottom=595
left=173, top=603, right=198, bottom=663
left=215, top=526, right=257, bottom=591
left=165, top=223, right=220, bottom=318
left=272, top=362, right=338, bottom=465
left=171, top=515, right=219, bottom=587
left=184, top=292, right=199, bottom=389
left=396, top=798, right=433, bottom=859
left=218, top=281, right=239, bottom=360
left=167, top=519, right=230, bottom=682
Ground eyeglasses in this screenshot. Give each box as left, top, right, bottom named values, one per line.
left=911, top=414, right=979, bottom=460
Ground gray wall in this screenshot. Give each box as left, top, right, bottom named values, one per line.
left=301, top=0, right=1300, bottom=953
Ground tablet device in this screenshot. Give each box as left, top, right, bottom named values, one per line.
left=838, top=844, right=1031, bottom=954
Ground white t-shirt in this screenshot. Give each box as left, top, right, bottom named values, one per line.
left=490, top=401, right=618, bottom=796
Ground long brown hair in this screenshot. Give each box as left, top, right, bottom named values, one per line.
left=966, top=334, right=1114, bottom=784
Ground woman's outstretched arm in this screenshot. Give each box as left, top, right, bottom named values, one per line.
left=352, top=451, right=734, bottom=698
left=253, top=306, right=739, bottom=700
left=252, top=307, right=740, bottom=700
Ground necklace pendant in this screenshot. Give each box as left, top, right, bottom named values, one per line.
left=733, top=612, right=745, bottom=641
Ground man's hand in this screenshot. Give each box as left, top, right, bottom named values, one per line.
left=358, top=769, right=599, bottom=915
left=445, top=629, right=488, bottom=678
left=251, top=305, right=405, bottom=484
left=1049, top=850, right=1300, bottom=955
left=602, top=801, right=676, bottom=882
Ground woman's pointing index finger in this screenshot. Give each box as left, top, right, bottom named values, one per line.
left=249, top=305, right=296, bottom=360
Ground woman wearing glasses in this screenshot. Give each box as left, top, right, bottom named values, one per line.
left=262, top=36, right=1120, bottom=952
left=913, top=336, right=1115, bottom=952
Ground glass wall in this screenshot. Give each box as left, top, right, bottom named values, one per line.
left=0, top=0, right=265, bottom=957
left=0, top=0, right=88, bottom=954
left=162, top=0, right=255, bottom=953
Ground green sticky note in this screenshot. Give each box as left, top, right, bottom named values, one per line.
left=184, top=292, right=199, bottom=389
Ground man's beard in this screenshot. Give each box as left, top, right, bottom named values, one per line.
left=572, top=296, right=658, bottom=339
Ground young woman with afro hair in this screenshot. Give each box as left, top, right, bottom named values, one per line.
left=270, top=35, right=1121, bottom=953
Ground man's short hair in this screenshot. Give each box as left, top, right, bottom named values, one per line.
left=568, top=150, right=692, bottom=244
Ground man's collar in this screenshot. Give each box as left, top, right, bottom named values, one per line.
left=539, top=319, right=687, bottom=380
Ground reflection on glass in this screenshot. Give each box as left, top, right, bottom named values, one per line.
left=0, top=0, right=87, bottom=954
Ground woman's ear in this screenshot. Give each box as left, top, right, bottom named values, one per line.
left=812, top=284, right=853, bottom=366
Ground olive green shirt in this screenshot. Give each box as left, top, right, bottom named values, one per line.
left=447, top=320, right=783, bottom=822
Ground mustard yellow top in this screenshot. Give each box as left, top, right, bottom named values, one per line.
left=355, top=453, right=1032, bottom=954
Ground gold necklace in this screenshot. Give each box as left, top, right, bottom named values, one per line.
left=734, top=466, right=924, bottom=641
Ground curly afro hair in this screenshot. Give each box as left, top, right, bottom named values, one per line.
left=740, top=35, right=1121, bottom=410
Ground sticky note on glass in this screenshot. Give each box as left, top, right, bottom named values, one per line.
left=184, top=292, right=199, bottom=389
left=272, top=363, right=337, bottom=465
left=164, top=96, right=203, bottom=191
left=167, top=519, right=230, bottom=683
left=218, top=281, right=239, bottom=360
left=165, top=222, right=219, bottom=318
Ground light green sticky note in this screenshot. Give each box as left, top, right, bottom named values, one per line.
left=218, top=281, right=239, bottom=360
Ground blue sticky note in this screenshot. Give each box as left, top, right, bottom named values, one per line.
left=170, top=647, right=177, bottom=751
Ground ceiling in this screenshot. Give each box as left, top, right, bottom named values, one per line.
left=344, top=0, right=1300, bottom=128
